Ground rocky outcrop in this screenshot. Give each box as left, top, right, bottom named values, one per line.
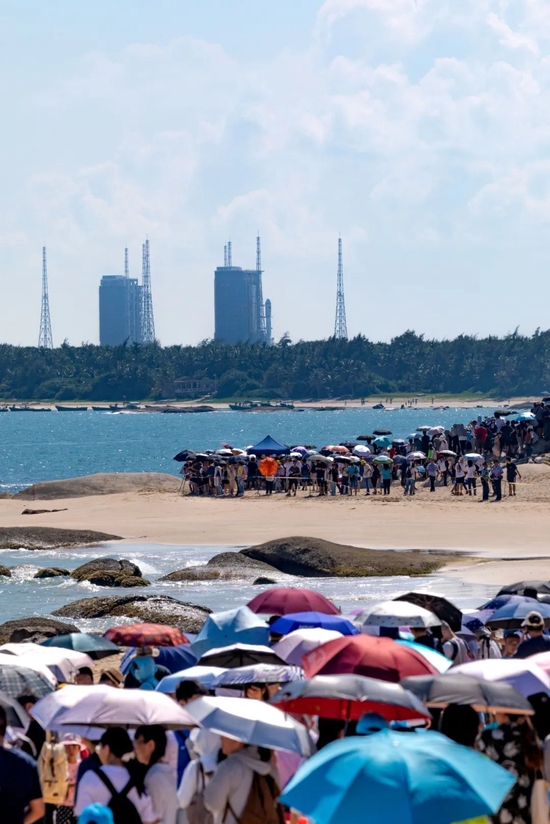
left=15, top=472, right=181, bottom=500
left=253, top=577, right=277, bottom=585
left=53, top=595, right=211, bottom=633
left=0, top=616, right=79, bottom=644
left=240, top=536, right=454, bottom=578
left=34, top=567, right=70, bottom=579
left=0, top=527, right=121, bottom=551
left=159, top=551, right=282, bottom=583
left=0, top=565, right=12, bottom=577
left=71, top=558, right=150, bottom=587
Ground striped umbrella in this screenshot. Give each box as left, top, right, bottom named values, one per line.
left=103, top=623, right=188, bottom=647
left=0, top=663, right=54, bottom=698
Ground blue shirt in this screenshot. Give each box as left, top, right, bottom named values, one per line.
left=0, top=746, right=42, bottom=824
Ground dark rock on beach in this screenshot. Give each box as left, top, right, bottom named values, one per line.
left=71, top=558, right=150, bottom=587
left=34, top=567, right=71, bottom=579
left=159, top=551, right=283, bottom=583
left=0, top=616, right=80, bottom=645
left=240, top=536, right=455, bottom=578
left=253, top=577, right=278, bottom=585
left=0, top=527, right=121, bottom=551
left=15, top=472, right=180, bottom=500
left=0, top=565, right=12, bottom=577
left=53, top=594, right=211, bottom=633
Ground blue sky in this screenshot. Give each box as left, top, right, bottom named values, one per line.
left=1, top=0, right=550, bottom=346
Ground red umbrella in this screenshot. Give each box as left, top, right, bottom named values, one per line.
left=247, top=588, right=339, bottom=616
left=103, top=623, right=188, bottom=647
left=302, top=635, right=438, bottom=682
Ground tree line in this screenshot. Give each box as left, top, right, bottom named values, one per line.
left=0, top=330, right=548, bottom=401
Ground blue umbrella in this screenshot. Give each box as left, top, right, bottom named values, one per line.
left=373, top=436, right=392, bottom=448
left=155, top=644, right=197, bottom=673
left=479, top=594, right=538, bottom=612
left=396, top=641, right=452, bottom=673
left=156, top=665, right=226, bottom=693
left=515, top=412, right=535, bottom=421
left=270, top=612, right=359, bottom=636
left=486, top=600, right=550, bottom=629
left=280, top=729, right=515, bottom=824
left=191, top=606, right=269, bottom=657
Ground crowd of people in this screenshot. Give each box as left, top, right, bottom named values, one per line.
left=178, top=404, right=550, bottom=502
left=4, top=582, right=550, bottom=824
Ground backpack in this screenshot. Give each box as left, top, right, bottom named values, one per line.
left=224, top=772, right=285, bottom=824
left=38, top=733, right=69, bottom=805
left=94, top=767, right=142, bottom=824
left=185, top=762, right=214, bottom=824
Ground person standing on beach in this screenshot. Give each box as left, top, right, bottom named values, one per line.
left=380, top=463, right=392, bottom=495
left=426, top=459, right=438, bottom=493
left=363, top=461, right=373, bottom=495
left=506, top=457, right=521, bottom=497
left=465, top=461, right=477, bottom=496
left=480, top=462, right=490, bottom=501
left=452, top=458, right=466, bottom=496
left=0, top=706, right=45, bottom=824
left=490, top=459, right=503, bottom=501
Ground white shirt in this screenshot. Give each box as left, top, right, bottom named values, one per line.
left=74, top=764, right=156, bottom=822
left=465, top=465, right=476, bottom=479
left=455, top=461, right=466, bottom=478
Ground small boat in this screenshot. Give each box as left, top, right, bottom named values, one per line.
left=55, top=405, right=89, bottom=412
left=372, top=403, right=385, bottom=410
left=9, top=406, right=51, bottom=412
left=91, top=406, right=110, bottom=411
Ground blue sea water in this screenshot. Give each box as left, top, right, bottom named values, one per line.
left=0, top=405, right=495, bottom=492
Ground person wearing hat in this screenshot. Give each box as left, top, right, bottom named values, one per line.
left=515, top=611, right=550, bottom=658
left=124, top=648, right=170, bottom=690
left=98, top=669, right=123, bottom=689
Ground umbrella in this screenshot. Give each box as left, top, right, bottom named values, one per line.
left=0, top=643, right=93, bottom=682
left=402, top=673, right=535, bottom=715
left=478, top=594, right=539, bottom=612
left=307, top=453, right=332, bottom=464
left=393, top=455, right=407, bottom=465
left=290, top=446, right=308, bottom=455
left=156, top=665, right=226, bottom=693
left=0, top=652, right=57, bottom=685
left=185, top=695, right=313, bottom=756
left=373, top=436, right=392, bottom=448
left=485, top=601, right=550, bottom=630
left=41, top=633, right=120, bottom=660
left=324, top=445, right=349, bottom=455
left=355, top=601, right=440, bottom=630
left=271, top=674, right=430, bottom=722
left=280, top=728, right=515, bottom=824
left=270, top=612, right=359, bottom=636
left=407, top=451, right=426, bottom=461
left=198, top=643, right=286, bottom=669
left=394, top=593, right=463, bottom=632
left=173, top=450, right=196, bottom=462
left=429, top=426, right=445, bottom=435
left=31, top=685, right=111, bottom=735
left=372, top=429, right=392, bottom=436
left=438, top=449, right=457, bottom=457
left=452, top=659, right=550, bottom=697
left=103, top=623, right=188, bottom=647
left=0, top=662, right=54, bottom=698
left=356, top=434, right=374, bottom=441
left=258, top=456, right=279, bottom=476
left=0, top=690, right=30, bottom=728
left=54, top=686, right=198, bottom=730
left=289, top=451, right=303, bottom=459
left=191, top=607, right=269, bottom=658
left=352, top=445, right=370, bottom=456
left=395, top=641, right=452, bottom=673
left=247, top=588, right=339, bottom=616
left=464, top=453, right=483, bottom=461
left=302, top=635, right=439, bottom=681
left=515, top=412, right=536, bottom=421
left=273, top=629, right=343, bottom=666
left=154, top=644, right=197, bottom=673
left=498, top=580, right=550, bottom=596
left=416, top=425, right=432, bottom=432
left=212, top=663, right=303, bottom=689
left=372, top=455, right=392, bottom=464
left=527, top=652, right=550, bottom=676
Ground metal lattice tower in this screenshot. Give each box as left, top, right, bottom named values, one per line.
left=124, top=247, right=129, bottom=278
left=333, top=236, right=348, bottom=340
left=140, top=239, right=156, bottom=344
left=38, top=246, right=54, bottom=348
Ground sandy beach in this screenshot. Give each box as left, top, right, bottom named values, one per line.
left=1, top=463, right=549, bottom=586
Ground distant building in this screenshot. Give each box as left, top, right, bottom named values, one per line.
left=174, top=376, right=218, bottom=398
left=99, top=275, right=141, bottom=346
left=214, top=239, right=270, bottom=345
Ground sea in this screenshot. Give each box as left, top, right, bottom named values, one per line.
left=0, top=405, right=498, bottom=628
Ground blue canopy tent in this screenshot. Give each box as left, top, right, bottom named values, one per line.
left=247, top=435, right=289, bottom=455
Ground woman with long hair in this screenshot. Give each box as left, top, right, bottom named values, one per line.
left=134, top=724, right=178, bottom=824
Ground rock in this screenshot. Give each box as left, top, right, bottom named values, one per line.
left=159, top=551, right=282, bottom=583
left=0, top=565, right=12, bottom=577
left=0, top=527, right=121, bottom=551
left=53, top=595, right=211, bottom=633
left=253, top=577, right=277, bottom=585
left=240, top=536, right=455, bottom=578
left=34, top=567, right=70, bottom=579
left=22, top=508, right=68, bottom=515
left=0, top=616, right=79, bottom=645
left=71, top=558, right=150, bottom=587
left=15, top=472, right=181, bottom=500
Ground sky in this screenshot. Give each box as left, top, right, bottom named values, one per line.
left=1, top=0, right=550, bottom=347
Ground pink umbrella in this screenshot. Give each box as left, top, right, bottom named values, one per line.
left=248, top=588, right=339, bottom=616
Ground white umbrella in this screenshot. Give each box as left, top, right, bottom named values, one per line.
left=30, top=684, right=112, bottom=737
left=407, top=451, right=426, bottom=461
left=453, top=660, right=550, bottom=697
left=356, top=600, right=441, bottom=629
left=213, top=664, right=304, bottom=689
left=0, top=652, right=57, bottom=686
left=352, top=445, right=370, bottom=456
left=464, top=453, right=483, bottom=461
left=273, top=629, right=343, bottom=666
left=54, top=686, right=198, bottom=730
left=0, top=643, right=92, bottom=682
left=429, top=426, right=445, bottom=436
left=185, top=695, right=314, bottom=756
left=156, top=666, right=227, bottom=694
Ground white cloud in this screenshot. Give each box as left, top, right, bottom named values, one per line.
left=486, top=12, right=539, bottom=55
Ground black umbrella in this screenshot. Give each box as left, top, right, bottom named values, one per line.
left=394, top=593, right=462, bottom=632
left=198, top=643, right=285, bottom=669
left=340, top=441, right=361, bottom=449
left=0, top=690, right=30, bottom=728
left=270, top=674, right=430, bottom=722
left=401, top=673, right=533, bottom=715
left=173, top=450, right=196, bottom=462
left=41, top=633, right=120, bottom=660
left=498, top=581, right=550, bottom=596
left=357, top=434, right=375, bottom=441
left=372, top=429, right=392, bottom=436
